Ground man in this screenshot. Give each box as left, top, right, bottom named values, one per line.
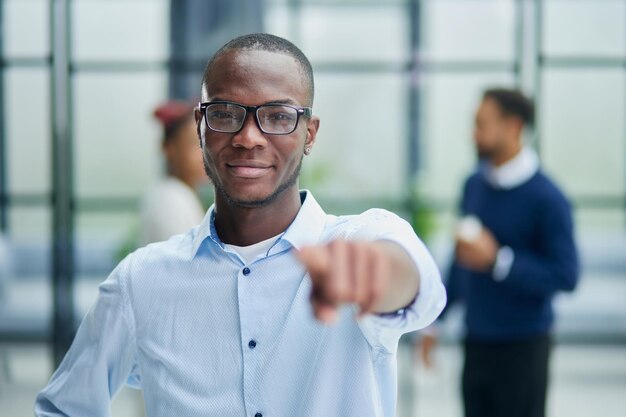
left=140, top=101, right=207, bottom=246
left=421, top=88, right=579, bottom=417
left=36, top=33, right=445, bottom=417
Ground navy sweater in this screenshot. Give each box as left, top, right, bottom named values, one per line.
left=442, top=170, right=579, bottom=342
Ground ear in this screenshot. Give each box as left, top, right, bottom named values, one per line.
left=194, top=107, right=204, bottom=148
left=304, top=116, right=320, bottom=150
left=506, top=116, right=524, bottom=139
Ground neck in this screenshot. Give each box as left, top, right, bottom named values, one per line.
left=167, top=165, right=195, bottom=189
left=213, top=188, right=302, bottom=246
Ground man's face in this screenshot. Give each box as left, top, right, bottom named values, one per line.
left=197, top=49, right=319, bottom=208
left=473, top=98, right=509, bottom=160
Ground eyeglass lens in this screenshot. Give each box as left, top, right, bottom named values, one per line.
left=205, top=103, right=299, bottom=134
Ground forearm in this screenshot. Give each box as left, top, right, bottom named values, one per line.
left=501, top=249, right=578, bottom=296
left=371, top=240, right=421, bottom=314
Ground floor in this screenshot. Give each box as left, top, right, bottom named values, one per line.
left=2, top=342, right=624, bottom=417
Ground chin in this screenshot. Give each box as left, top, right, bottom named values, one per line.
left=476, top=149, right=493, bottom=160
left=217, top=185, right=284, bottom=209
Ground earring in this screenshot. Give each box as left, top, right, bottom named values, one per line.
left=304, top=146, right=312, bottom=155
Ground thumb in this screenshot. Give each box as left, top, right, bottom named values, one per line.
left=294, top=245, right=330, bottom=278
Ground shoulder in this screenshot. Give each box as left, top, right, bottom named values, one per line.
left=527, top=171, right=571, bottom=209
left=142, top=178, right=198, bottom=205
left=140, top=179, right=204, bottom=220
left=462, top=170, right=485, bottom=193
left=123, top=231, right=196, bottom=278
left=142, top=178, right=178, bottom=199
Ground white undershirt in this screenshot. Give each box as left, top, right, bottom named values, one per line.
left=224, top=233, right=282, bottom=265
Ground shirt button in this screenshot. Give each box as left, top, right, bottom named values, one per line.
left=248, top=339, right=257, bottom=349
left=255, top=413, right=262, bottom=417
left=242, top=267, right=251, bottom=276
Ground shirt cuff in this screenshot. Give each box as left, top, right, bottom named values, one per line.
left=375, top=293, right=417, bottom=318
left=492, top=246, right=514, bottom=282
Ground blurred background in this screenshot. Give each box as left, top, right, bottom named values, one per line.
left=0, top=0, right=624, bottom=416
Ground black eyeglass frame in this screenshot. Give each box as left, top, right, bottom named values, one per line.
left=198, top=100, right=313, bottom=135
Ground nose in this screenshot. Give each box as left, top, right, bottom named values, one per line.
left=231, top=112, right=268, bottom=150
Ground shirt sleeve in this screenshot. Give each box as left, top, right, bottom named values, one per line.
left=35, top=257, right=137, bottom=417
left=347, top=209, right=447, bottom=355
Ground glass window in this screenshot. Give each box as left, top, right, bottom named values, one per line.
left=305, top=73, right=407, bottom=200
left=541, top=68, right=625, bottom=200
left=72, top=0, right=169, bottom=62
left=4, top=68, right=51, bottom=194
left=264, top=4, right=292, bottom=40
left=418, top=71, right=516, bottom=203
left=2, top=0, right=49, bottom=58
left=575, top=207, right=625, bottom=233
left=7, top=206, right=49, bottom=253
left=73, top=72, right=167, bottom=198
left=420, top=0, right=516, bottom=62
left=75, top=211, right=138, bottom=315
left=300, top=0, right=406, bottom=3
left=1, top=207, right=52, bottom=336
left=544, top=0, right=626, bottom=57
left=170, top=71, right=205, bottom=100
left=298, top=5, right=409, bottom=63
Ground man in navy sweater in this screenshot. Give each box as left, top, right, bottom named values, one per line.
left=421, top=88, right=579, bottom=417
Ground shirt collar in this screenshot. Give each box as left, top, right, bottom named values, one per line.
left=191, top=190, right=327, bottom=257
left=280, top=190, right=327, bottom=251
left=482, top=147, right=539, bottom=189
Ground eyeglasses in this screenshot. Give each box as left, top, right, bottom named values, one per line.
left=198, top=101, right=312, bottom=135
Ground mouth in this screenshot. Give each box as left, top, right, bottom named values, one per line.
left=226, top=160, right=273, bottom=179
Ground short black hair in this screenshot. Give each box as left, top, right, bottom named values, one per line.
left=202, top=33, right=315, bottom=106
left=483, top=88, right=534, bottom=127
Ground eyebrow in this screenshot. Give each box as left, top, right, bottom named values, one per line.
left=210, top=97, right=300, bottom=106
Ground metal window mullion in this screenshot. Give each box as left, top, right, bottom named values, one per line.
left=402, top=0, right=421, bottom=411
left=0, top=1, right=7, bottom=232
left=514, top=0, right=524, bottom=88
left=408, top=0, right=421, bottom=188
left=533, top=0, right=543, bottom=159
left=50, top=0, right=75, bottom=367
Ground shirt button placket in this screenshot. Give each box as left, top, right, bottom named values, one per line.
left=241, top=265, right=259, bottom=416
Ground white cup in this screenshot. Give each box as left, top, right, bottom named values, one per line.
left=456, top=216, right=482, bottom=242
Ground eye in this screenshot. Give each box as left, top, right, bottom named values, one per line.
left=262, top=106, right=298, bottom=122
left=267, top=112, right=295, bottom=121
left=208, top=110, right=236, bottom=119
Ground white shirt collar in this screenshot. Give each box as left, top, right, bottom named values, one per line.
left=191, top=190, right=327, bottom=256
left=483, top=147, right=539, bottom=189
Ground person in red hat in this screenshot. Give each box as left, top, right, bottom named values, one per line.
left=139, top=100, right=208, bottom=245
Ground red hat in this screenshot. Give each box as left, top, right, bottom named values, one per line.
left=153, top=100, right=195, bottom=128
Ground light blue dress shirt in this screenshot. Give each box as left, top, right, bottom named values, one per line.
left=35, top=191, right=446, bottom=417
